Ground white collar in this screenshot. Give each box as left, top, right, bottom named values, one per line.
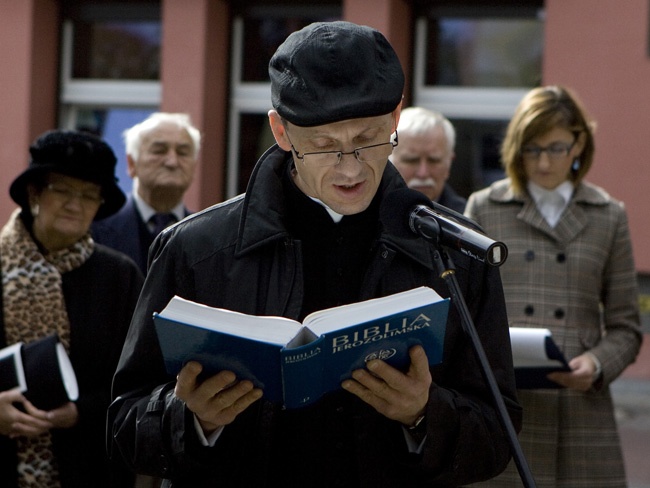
left=527, top=180, right=574, bottom=228
left=527, top=180, right=573, bottom=206
left=308, top=197, right=344, bottom=223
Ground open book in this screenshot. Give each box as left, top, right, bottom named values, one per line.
left=154, top=286, right=449, bottom=408
left=509, top=327, right=571, bottom=389
left=0, top=334, right=79, bottom=410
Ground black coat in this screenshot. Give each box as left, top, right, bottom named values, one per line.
left=109, top=146, right=521, bottom=488
left=0, top=244, right=144, bottom=488
left=437, top=184, right=467, bottom=214
left=92, top=196, right=191, bottom=275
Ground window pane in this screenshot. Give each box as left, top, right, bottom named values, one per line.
left=71, top=107, right=156, bottom=195
left=426, top=17, right=543, bottom=87
left=73, top=21, right=161, bottom=80
left=236, top=114, right=277, bottom=193
left=242, top=16, right=340, bottom=82
left=447, top=118, right=508, bottom=197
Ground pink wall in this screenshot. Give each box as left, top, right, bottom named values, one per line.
left=344, top=0, right=413, bottom=103
left=1, top=1, right=648, bottom=273
left=544, top=0, right=650, bottom=272
left=0, top=0, right=59, bottom=224
left=160, top=0, right=230, bottom=210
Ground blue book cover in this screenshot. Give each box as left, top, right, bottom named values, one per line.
left=154, top=287, right=449, bottom=409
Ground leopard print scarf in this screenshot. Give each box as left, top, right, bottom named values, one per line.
left=0, top=209, right=93, bottom=488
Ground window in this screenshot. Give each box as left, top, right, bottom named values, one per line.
left=61, top=107, right=156, bottom=195
left=413, top=4, right=544, bottom=196
left=426, top=16, right=542, bottom=88
left=227, top=4, right=341, bottom=197
left=71, top=20, right=160, bottom=80
left=59, top=3, right=161, bottom=195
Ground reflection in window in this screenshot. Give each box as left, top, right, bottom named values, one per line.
left=241, top=16, right=339, bottom=82
left=72, top=107, right=155, bottom=194
left=427, top=17, right=543, bottom=87
left=72, top=21, right=161, bottom=80
left=228, top=5, right=341, bottom=196
left=237, top=114, right=277, bottom=193
left=447, top=118, right=508, bottom=197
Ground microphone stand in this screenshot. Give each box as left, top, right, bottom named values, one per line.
left=431, top=247, right=537, bottom=488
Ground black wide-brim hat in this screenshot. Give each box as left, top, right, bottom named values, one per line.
left=9, top=130, right=126, bottom=220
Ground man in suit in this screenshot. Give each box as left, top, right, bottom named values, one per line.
left=92, top=112, right=201, bottom=274
left=390, top=107, right=466, bottom=213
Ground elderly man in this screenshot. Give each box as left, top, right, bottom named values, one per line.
left=391, top=107, right=466, bottom=213
left=108, top=21, right=520, bottom=488
left=92, top=112, right=201, bottom=274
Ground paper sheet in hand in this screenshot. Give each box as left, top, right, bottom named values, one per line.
left=510, top=327, right=570, bottom=389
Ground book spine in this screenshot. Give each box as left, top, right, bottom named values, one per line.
left=280, top=337, right=325, bottom=408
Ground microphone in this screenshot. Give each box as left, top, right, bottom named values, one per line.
left=381, top=188, right=508, bottom=267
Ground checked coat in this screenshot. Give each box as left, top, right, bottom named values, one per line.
left=465, top=178, right=642, bottom=488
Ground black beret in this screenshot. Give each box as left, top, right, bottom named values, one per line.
left=269, top=21, right=404, bottom=127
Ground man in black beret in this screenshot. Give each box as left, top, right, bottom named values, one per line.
left=108, top=21, right=520, bottom=487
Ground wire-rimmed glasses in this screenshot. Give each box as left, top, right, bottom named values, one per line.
left=288, top=131, right=398, bottom=167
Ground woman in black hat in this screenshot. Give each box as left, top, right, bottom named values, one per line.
left=0, top=130, right=144, bottom=488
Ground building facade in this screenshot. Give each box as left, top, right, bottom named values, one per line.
left=1, top=0, right=649, bottom=279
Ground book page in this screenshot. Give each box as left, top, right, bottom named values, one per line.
left=56, top=342, right=79, bottom=402
left=510, top=327, right=567, bottom=368
left=303, top=286, right=443, bottom=336
left=158, top=296, right=303, bottom=345
left=0, top=342, right=26, bottom=392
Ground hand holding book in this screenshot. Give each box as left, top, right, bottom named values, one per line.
left=0, top=334, right=78, bottom=411
left=341, top=341, right=432, bottom=428
left=154, top=286, right=450, bottom=408
left=509, top=327, right=571, bottom=389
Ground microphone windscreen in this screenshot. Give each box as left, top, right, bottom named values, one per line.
left=380, top=187, right=432, bottom=238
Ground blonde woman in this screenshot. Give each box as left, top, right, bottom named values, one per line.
left=465, top=85, right=642, bottom=487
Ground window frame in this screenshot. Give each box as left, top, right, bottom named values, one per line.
left=58, top=15, right=161, bottom=139
left=412, top=12, right=543, bottom=120
left=226, top=5, right=341, bottom=198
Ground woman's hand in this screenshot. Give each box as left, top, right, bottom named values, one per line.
left=547, top=353, right=599, bottom=392
left=0, top=389, right=53, bottom=438
left=41, top=401, right=78, bottom=429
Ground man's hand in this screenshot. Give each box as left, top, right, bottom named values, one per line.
left=174, top=361, right=263, bottom=434
left=341, top=345, right=431, bottom=426
left=547, top=353, right=599, bottom=392
left=0, top=389, right=54, bottom=438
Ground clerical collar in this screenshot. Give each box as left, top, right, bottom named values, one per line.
left=306, top=197, right=344, bottom=223
left=527, top=180, right=574, bottom=228
left=283, top=161, right=381, bottom=226
left=286, top=164, right=344, bottom=223
left=133, top=191, right=185, bottom=224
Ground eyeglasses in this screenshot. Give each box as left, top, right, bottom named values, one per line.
left=521, top=141, right=576, bottom=162
left=45, top=184, right=104, bottom=205
left=287, top=131, right=398, bottom=167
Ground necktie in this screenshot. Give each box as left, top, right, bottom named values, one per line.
left=150, top=213, right=176, bottom=236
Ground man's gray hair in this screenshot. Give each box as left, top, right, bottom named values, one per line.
left=123, top=112, right=202, bottom=161
left=397, top=107, right=456, bottom=150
